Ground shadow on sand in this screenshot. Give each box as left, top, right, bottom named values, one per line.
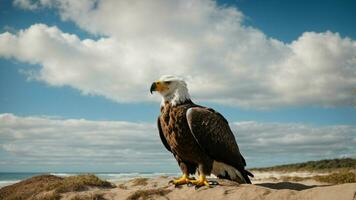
left=256, top=182, right=328, bottom=191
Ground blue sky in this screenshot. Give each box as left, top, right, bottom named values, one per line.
left=0, top=0, right=355, bottom=172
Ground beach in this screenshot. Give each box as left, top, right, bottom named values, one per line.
left=1, top=170, right=355, bottom=200
left=0, top=172, right=180, bottom=189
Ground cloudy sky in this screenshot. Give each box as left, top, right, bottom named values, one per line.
left=0, top=0, right=355, bottom=172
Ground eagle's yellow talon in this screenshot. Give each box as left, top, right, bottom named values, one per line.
left=189, top=179, right=210, bottom=187
left=170, top=174, right=191, bottom=185
left=189, top=175, right=210, bottom=187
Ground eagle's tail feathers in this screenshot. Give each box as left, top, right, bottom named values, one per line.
left=212, top=161, right=252, bottom=184
left=245, top=169, right=254, bottom=177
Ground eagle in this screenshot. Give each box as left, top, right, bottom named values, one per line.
left=150, top=75, right=253, bottom=187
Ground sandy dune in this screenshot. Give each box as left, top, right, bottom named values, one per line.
left=63, top=176, right=356, bottom=200
left=1, top=174, right=355, bottom=200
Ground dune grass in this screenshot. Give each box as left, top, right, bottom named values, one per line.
left=0, top=174, right=115, bottom=200
left=52, top=174, right=113, bottom=193
left=0, top=175, right=62, bottom=200
left=251, top=158, right=356, bottom=184
left=280, top=171, right=356, bottom=184
left=126, top=188, right=172, bottom=200
left=69, top=193, right=106, bottom=200
left=117, top=183, right=128, bottom=190
left=130, top=178, right=149, bottom=186
left=313, top=171, right=356, bottom=184
left=251, top=158, right=356, bottom=172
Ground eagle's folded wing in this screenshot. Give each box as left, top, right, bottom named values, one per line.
left=186, top=107, right=253, bottom=182
left=157, top=116, right=172, bottom=152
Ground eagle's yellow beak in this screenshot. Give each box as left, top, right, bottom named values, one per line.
left=150, top=81, right=168, bottom=94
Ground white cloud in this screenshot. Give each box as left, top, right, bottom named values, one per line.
left=233, top=121, right=356, bottom=164
left=0, top=113, right=175, bottom=171
left=0, top=113, right=355, bottom=170
left=13, top=0, right=39, bottom=10
left=235, top=121, right=355, bottom=166
left=1, top=0, right=356, bottom=108
left=13, top=0, right=52, bottom=10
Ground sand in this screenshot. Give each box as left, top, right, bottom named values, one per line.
left=1, top=174, right=355, bottom=200
left=62, top=176, right=356, bottom=200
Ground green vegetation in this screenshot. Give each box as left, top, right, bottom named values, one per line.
left=251, top=158, right=356, bottom=184
left=280, top=171, right=356, bottom=184
left=313, top=171, right=356, bottom=184
left=0, top=174, right=115, bottom=200
left=126, top=188, right=172, bottom=200
left=251, top=158, right=356, bottom=172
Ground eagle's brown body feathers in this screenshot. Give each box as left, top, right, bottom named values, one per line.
left=157, top=100, right=253, bottom=183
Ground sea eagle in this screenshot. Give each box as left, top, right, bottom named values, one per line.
left=150, top=75, right=253, bottom=187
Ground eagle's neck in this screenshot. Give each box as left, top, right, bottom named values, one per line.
left=161, top=87, right=191, bottom=107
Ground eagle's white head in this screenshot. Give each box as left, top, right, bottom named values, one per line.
left=150, top=75, right=191, bottom=106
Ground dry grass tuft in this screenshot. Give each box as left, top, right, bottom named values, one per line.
left=70, top=193, right=106, bottom=200
left=117, top=184, right=128, bottom=190
left=314, top=171, right=356, bottom=184
left=126, top=188, right=171, bottom=200
left=130, top=178, right=149, bottom=186
left=0, top=175, right=63, bottom=200
left=279, top=171, right=356, bottom=184
left=251, top=158, right=356, bottom=172
left=34, top=191, right=61, bottom=200
left=0, top=174, right=114, bottom=200
left=52, top=174, right=114, bottom=193
left=281, top=176, right=308, bottom=182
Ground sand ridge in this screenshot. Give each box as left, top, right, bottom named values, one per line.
left=68, top=176, right=356, bottom=200
left=1, top=175, right=355, bottom=200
